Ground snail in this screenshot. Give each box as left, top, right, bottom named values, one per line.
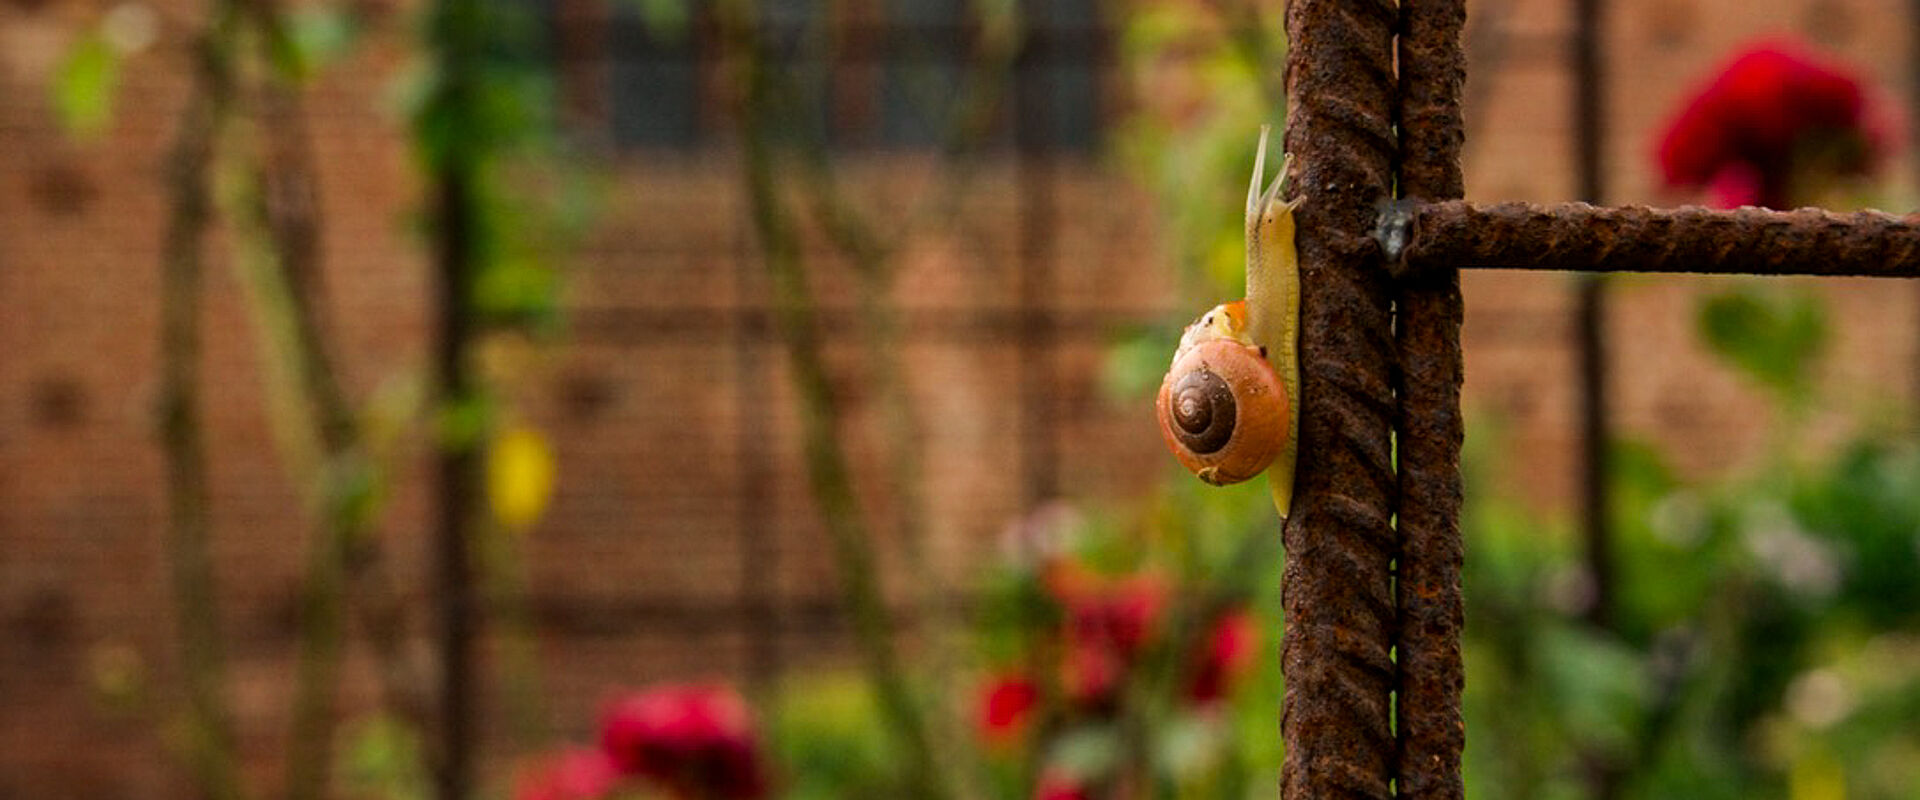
left=1156, top=126, right=1303, bottom=519
left=1156, top=301, right=1288, bottom=485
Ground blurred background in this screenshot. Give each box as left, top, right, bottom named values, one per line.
left=4, top=0, right=1920, bottom=798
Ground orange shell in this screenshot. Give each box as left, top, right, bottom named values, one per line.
left=1155, top=338, right=1290, bottom=486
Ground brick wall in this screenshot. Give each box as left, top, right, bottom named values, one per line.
left=2, top=0, right=1917, bottom=796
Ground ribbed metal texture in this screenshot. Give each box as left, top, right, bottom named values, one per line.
left=1394, top=0, right=1469, bottom=796
left=1401, top=202, right=1920, bottom=277
left=1282, top=0, right=1401, bottom=796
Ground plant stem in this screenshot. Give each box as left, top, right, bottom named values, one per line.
left=422, top=3, right=485, bottom=796
left=721, top=5, right=952, bottom=797
left=224, top=2, right=436, bottom=795
left=234, top=11, right=349, bottom=800
left=158, top=7, right=247, bottom=800
left=730, top=2, right=1023, bottom=792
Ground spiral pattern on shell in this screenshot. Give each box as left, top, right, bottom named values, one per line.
left=1168, top=368, right=1236, bottom=454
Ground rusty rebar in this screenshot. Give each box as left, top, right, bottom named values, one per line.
left=1282, top=0, right=1400, bottom=797
left=1394, top=0, right=1467, bottom=796
left=1395, top=201, right=1920, bottom=277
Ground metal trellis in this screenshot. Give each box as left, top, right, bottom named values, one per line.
left=1284, top=0, right=1920, bottom=798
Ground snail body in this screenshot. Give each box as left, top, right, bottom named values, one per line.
left=1156, top=127, right=1302, bottom=518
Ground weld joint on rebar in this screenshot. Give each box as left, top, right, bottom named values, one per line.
left=1375, top=198, right=1423, bottom=279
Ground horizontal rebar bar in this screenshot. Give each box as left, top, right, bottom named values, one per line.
left=1392, top=201, right=1920, bottom=278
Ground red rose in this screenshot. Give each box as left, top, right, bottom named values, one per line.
left=513, top=748, right=620, bottom=800
left=978, top=673, right=1040, bottom=744
left=1706, top=161, right=1766, bottom=209
left=1034, top=769, right=1093, bottom=800
left=599, top=684, right=769, bottom=800
left=1061, top=572, right=1167, bottom=661
left=1061, top=642, right=1125, bottom=712
left=1657, top=40, right=1885, bottom=209
left=1049, top=570, right=1168, bottom=712
left=1187, top=608, right=1260, bottom=705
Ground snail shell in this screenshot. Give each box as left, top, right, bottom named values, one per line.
left=1155, top=338, right=1290, bottom=486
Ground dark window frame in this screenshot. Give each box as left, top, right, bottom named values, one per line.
left=578, top=0, right=1109, bottom=153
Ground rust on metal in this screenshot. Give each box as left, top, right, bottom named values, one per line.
left=1394, top=0, right=1468, bottom=796
left=1282, top=0, right=1400, bottom=797
left=1397, top=201, right=1920, bottom=277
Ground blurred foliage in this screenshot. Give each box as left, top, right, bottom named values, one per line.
left=337, top=715, right=432, bottom=800
left=271, top=5, right=364, bottom=81
left=1102, top=2, right=1284, bottom=405
left=762, top=351, right=1920, bottom=799
left=1113, top=3, right=1282, bottom=301
left=769, top=676, right=906, bottom=800
left=1698, top=282, right=1830, bottom=411
left=1463, top=288, right=1920, bottom=800
left=619, top=0, right=691, bottom=41
left=52, top=30, right=119, bottom=137
left=409, top=0, right=581, bottom=336
left=767, top=476, right=1285, bottom=800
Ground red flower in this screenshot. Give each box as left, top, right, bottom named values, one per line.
left=514, top=748, right=621, bottom=800
left=1187, top=609, right=1260, bottom=705
left=1048, top=569, right=1168, bottom=712
left=599, top=684, right=769, bottom=800
left=1059, top=572, right=1167, bottom=661
left=1034, top=769, right=1093, bottom=800
left=1657, top=40, right=1885, bottom=209
left=978, top=674, right=1040, bottom=744
left=1061, top=642, right=1125, bottom=711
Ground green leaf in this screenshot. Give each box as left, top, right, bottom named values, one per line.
left=1100, top=327, right=1174, bottom=403
left=271, top=5, right=360, bottom=80
left=1155, top=713, right=1224, bottom=779
left=324, top=454, right=383, bottom=534
left=1537, top=624, right=1652, bottom=758
left=618, top=0, right=690, bottom=41
left=437, top=392, right=494, bottom=451
left=473, top=254, right=558, bottom=327
left=1697, top=283, right=1828, bottom=403
left=52, top=32, right=120, bottom=138
left=1048, top=724, right=1121, bottom=777
left=335, top=715, right=429, bottom=800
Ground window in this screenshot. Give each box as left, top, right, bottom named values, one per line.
left=598, top=0, right=1106, bottom=152
left=607, top=4, right=702, bottom=146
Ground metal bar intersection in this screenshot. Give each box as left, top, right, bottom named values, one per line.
left=1283, top=0, right=1920, bottom=798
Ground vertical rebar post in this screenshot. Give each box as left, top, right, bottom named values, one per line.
left=1394, top=0, right=1469, bottom=796
left=1280, top=0, right=1401, bottom=796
